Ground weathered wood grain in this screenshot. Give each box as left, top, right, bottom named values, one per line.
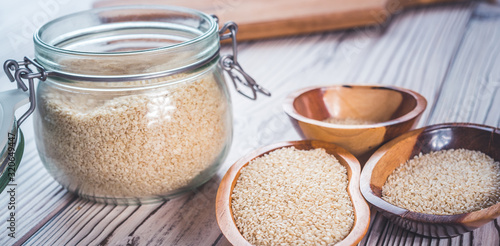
left=360, top=2, right=500, bottom=245
left=0, top=1, right=498, bottom=245
left=427, top=3, right=500, bottom=128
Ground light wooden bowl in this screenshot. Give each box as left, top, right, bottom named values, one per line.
left=216, top=140, right=370, bottom=246
left=360, top=123, right=500, bottom=238
left=283, top=85, right=427, bottom=162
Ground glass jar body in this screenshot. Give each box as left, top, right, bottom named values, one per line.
left=34, top=61, right=232, bottom=204
left=31, top=6, right=232, bottom=204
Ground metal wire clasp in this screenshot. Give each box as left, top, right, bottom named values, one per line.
left=217, top=21, right=271, bottom=100
left=3, top=57, right=48, bottom=127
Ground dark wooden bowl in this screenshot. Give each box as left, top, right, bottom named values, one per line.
left=216, top=140, right=370, bottom=246
left=283, top=85, right=427, bottom=162
left=360, top=123, right=500, bottom=238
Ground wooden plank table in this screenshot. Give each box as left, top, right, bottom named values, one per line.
left=1, top=0, right=499, bottom=245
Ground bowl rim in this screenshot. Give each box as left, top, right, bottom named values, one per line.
left=282, top=84, right=427, bottom=129
left=360, top=122, right=500, bottom=224
left=216, top=140, right=371, bottom=246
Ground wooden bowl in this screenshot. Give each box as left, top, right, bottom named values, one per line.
left=216, top=140, right=370, bottom=246
left=360, top=123, right=500, bottom=238
left=283, top=85, right=427, bottom=161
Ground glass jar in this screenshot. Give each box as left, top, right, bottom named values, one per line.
left=0, top=119, right=25, bottom=194
left=0, top=85, right=31, bottom=194
left=9, top=5, right=270, bottom=204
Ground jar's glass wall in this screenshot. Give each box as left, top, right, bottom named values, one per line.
left=0, top=124, right=24, bottom=194
left=32, top=6, right=233, bottom=204
left=34, top=62, right=232, bottom=204
left=34, top=6, right=219, bottom=77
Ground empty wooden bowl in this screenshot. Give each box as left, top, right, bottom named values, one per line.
left=360, top=123, right=500, bottom=238
left=283, top=85, right=427, bottom=161
left=216, top=140, right=370, bottom=246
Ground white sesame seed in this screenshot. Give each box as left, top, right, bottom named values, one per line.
left=37, top=74, right=228, bottom=198
left=382, top=149, right=500, bottom=215
left=231, top=147, right=354, bottom=245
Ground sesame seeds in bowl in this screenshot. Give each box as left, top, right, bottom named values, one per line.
left=283, top=85, right=427, bottom=162
left=382, top=148, right=500, bottom=216
left=361, top=123, right=500, bottom=237
left=216, top=140, right=370, bottom=246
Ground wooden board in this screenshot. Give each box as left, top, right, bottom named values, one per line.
left=95, top=0, right=469, bottom=40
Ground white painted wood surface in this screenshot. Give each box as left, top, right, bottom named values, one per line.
left=0, top=1, right=499, bottom=245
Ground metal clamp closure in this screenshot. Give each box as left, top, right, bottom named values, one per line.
left=3, top=57, right=47, bottom=127
left=218, top=21, right=271, bottom=100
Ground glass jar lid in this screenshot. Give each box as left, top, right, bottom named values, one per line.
left=28, top=5, right=270, bottom=99
left=34, top=5, right=220, bottom=81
